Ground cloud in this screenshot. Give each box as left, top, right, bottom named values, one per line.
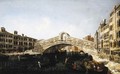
left=1, top=16, right=52, bottom=39
left=0, top=0, right=120, bottom=40
left=35, top=17, right=51, bottom=32
left=0, top=14, right=103, bottom=40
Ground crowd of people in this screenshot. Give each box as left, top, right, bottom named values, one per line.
left=0, top=50, right=111, bottom=74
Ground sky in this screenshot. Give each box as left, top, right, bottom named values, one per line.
left=0, top=0, right=120, bottom=39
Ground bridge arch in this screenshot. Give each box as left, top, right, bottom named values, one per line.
left=43, top=44, right=72, bottom=53
left=43, top=40, right=83, bottom=50
left=43, top=43, right=81, bottom=54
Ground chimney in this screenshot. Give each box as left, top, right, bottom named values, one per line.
left=1, top=27, right=6, bottom=32
left=22, top=34, right=24, bottom=36
left=14, top=31, right=18, bottom=34
left=103, top=19, right=106, bottom=24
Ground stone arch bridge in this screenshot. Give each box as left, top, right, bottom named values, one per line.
left=33, top=32, right=95, bottom=54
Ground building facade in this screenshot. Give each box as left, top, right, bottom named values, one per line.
left=0, top=27, right=37, bottom=53
left=83, top=35, right=94, bottom=42
left=109, top=4, right=120, bottom=52
left=95, top=19, right=109, bottom=53
left=95, top=4, right=120, bottom=55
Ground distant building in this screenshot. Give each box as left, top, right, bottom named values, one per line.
left=83, top=35, right=94, bottom=42
left=95, top=4, right=120, bottom=55
left=0, top=27, right=37, bottom=53
left=95, top=19, right=109, bottom=53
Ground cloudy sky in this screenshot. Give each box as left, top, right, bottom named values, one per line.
left=0, top=0, right=120, bottom=39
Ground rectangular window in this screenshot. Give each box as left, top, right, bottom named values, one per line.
left=117, top=32, right=119, bottom=38
left=110, top=25, right=113, bottom=30
left=114, top=41, right=116, bottom=47
left=110, top=42, right=112, bottom=47
left=119, top=41, right=120, bottom=47
left=117, top=11, right=120, bottom=16
left=117, top=19, right=120, bottom=27
left=119, top=31, right=120, bottom=38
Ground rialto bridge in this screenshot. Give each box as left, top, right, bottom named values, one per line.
left=33, top=32, right=95, bottom=54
